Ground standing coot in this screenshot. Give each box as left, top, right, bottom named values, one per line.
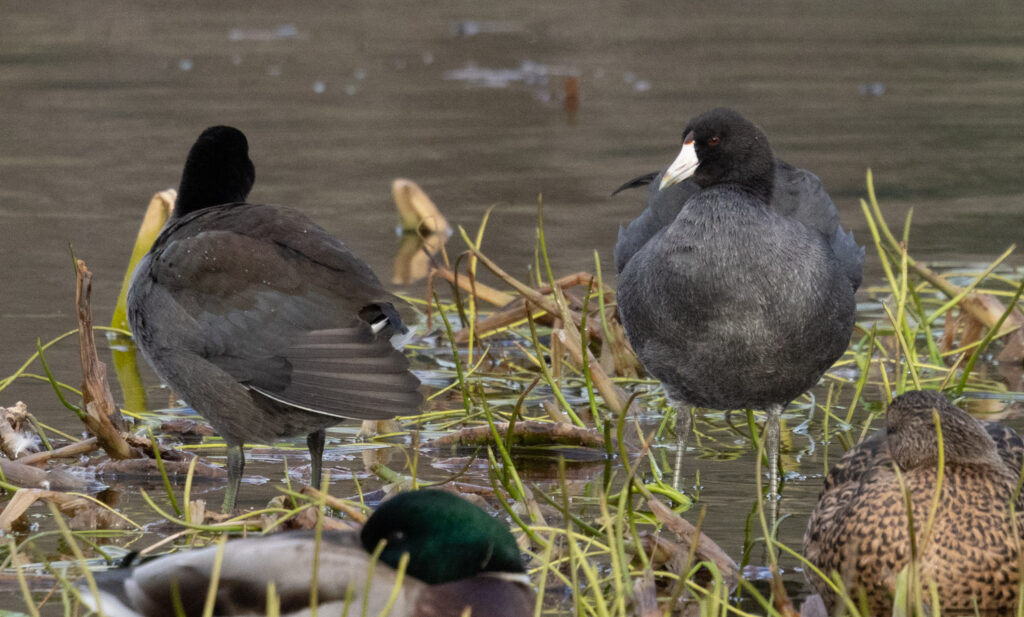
left=614, top=108, right=862, bottom=497
left=128, top=126, right=422, bottom=511
left=804, top=390, right=1024, bottom=614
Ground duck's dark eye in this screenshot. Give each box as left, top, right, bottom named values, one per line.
left=388, top=530, right=406, bottom=544
left=708, top=136, right=721, bottom=146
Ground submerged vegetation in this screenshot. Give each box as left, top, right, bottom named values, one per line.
left=0, top=172, right=1022, bottom=616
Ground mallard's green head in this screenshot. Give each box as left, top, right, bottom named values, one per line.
left=360, top=490, right=524, bottom=585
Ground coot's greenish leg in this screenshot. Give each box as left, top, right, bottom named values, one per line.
left=764, top=403, right=783, bottom=500
left=224, top=444, right=245, bottom=512
left=669, top=400, right=693, bottom=492
left=308, top=429, right=326, bottom=489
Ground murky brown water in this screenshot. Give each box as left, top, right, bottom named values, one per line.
left=1, top=1, right=1023, bottom=613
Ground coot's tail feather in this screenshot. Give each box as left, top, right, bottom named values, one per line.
left=610, top=171, right=659, bottom=196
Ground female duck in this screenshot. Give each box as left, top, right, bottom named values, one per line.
left=81, top=490, right=535, bottom=617
left=804, top=390, right=1024, bottom=614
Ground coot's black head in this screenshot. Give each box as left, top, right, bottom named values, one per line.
left=660, top=108, right=774, bottom=203
left=174, top=125, right=256, bottom=218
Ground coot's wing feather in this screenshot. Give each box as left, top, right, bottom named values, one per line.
left=219, top=325, right=421, bottom=420
left=774, top=161, right=865, bottom=292
left=771, top=161, right=839, bottom=233
left=154, top=203, right=395, bottom=308
left=828, top=225, right=865, bottom=292
left=146, top=205, right=421, bottom=420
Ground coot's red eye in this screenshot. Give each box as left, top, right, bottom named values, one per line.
left=708, top=136, right=721, bottom=146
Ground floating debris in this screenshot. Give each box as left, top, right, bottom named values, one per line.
left=859, top=81, right=886, bottom=96
left=450, top=20, right=524, bottom=37
left=1, top=401, right=41, bottom=459
left=564, top=77, right=579, bottom=116
left=392, top=178, right=448, bottom=235
left=391, top=179, right=451, bottom=285
left=443, top=60, right=578, bottom=89
left=228, top=24, right=300, bottom=42
left=623, top=71, right=651, bottom=92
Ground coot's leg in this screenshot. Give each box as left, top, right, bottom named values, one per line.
left=764, top=403, right=784, bottom=500
left=669, top=399, right=694, bottom=491
left=307, top=429, right=327, bottom=489
left=223, top=443, right=245, bottom=512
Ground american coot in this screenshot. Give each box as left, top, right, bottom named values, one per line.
left=80, top=490, right=535, bottom=617
left=614, top=108, right=861, bottom=497
left=804, top=390, right=1024, bottom=614
left=127, top=126, right=422, bottom=511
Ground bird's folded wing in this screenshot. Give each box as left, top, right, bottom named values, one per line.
left=245, top=326, right=423, bottom=420
left=150, top=225, right=422, bottom=420
left=983, top=420, right=1024, bottom=481
left=81, top=532, right=421, bottom=617
left=773, top=163, right=864, bottom=291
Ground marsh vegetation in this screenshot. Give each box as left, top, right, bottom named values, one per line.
left=0, top=173, right=1022, bottom=616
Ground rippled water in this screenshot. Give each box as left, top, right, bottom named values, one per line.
left=1, top=1, right=1023, bottom=613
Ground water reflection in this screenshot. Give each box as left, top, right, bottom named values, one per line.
left=390, top=178, right=451, bottom=284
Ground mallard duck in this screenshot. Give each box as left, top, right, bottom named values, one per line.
left=80, top=490, right=535, bottom=617
left=127, top=126, right=422, bottom=511
left=804, top=390, right=1024, bottom=614
left=613, top=108, right=861, bottom=497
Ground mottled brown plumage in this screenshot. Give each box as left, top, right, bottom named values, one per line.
left=804, top=390, right=1024, bottom=614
